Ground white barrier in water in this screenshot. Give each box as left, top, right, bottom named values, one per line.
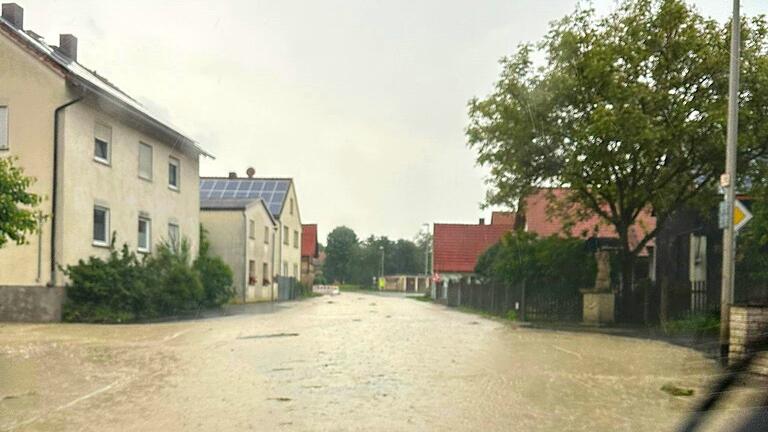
left=312, top=285, right=340, bottom=296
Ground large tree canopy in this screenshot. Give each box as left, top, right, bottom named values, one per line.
left=0, top=157, right=43, bottom=248
left=467, top=0, right=768, bottom=280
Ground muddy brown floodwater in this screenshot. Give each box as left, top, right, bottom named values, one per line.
left=0, top=292, right=763, bottom=431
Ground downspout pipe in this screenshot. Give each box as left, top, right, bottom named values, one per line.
left=50, top=95, right=83, bottom=286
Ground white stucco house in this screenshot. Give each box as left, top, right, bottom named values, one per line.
left=0, top=3, right=211, bottom=321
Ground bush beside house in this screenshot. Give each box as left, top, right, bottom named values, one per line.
left=63, top=231, right=233, bottom=323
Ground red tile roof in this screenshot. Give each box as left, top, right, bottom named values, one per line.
left=302, top=224, right=318, bottom=258
left=433, top=223, right=513, bottom=273
left=522, top=188, right=656, bottom=251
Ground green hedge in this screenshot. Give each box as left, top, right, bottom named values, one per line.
left=63, top=231, right=233, bottom=323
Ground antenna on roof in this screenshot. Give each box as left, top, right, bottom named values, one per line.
left=246, top=167, right=255, bottom=178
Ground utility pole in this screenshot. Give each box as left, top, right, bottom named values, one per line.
left=422, top=223, right=430, bottom=276
left=720, top=0, right=741, bottom=366
left=379, top=245, right=385, bottom=278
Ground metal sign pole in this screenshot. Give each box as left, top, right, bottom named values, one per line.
left=720, top=0, right=741, bottom=366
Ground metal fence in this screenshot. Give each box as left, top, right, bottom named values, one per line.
left=443, top=279, right=582, bottom=322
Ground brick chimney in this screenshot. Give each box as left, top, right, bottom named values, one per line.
left=58, top=34, right=77, bottom=61
left=228, top=172, right=237, bottom=179
left=1, top=3, right=23, bottom=29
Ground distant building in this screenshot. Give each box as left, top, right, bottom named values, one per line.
left=200, top=172, right=302, bottom=302
left=432, top=219, right=513, bottom=299
left=380, top=275, right=430, bottom=293
left=200, top=198, right=277, bottom=302
left=0, top=4, right=211, bottom=321
left=301, top=224, right=319, bottom=286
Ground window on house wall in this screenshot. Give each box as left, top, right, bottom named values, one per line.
left=0, top=106, right=9, bottom=150
left=94, top=123, right=111, bottom=164
left=262, top=262, right=269, bottom=285
left=290, top=198, right=294, bottom=215
left=168, top=222, right=180, bottom=251
left=168, top=156, right=180, bottom=190
left=93, top=206, right=109, bottom=246
left=283, top=226, right=289, bottom=245
left=282, top=261, right=288, bottom=276
left=138, top=142, right=153, bottom=180
left=293, top=263, right=298, bottom=278
left=249, top=260, right=256, bottom=286
left=264, top=226, right=270, bottom=244
left=138, top=216, right=151, bottom=253
left=293, top=230, right=299, bottom=248
left=249, top=219, right=255, bottom=239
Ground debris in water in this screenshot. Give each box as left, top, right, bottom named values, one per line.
left=661, top=383, right=694, bottom=397
left=268, top=397, right=292, bottom=402
left=327, top=301, right=335, bottom=304
left=469, top=321, right=480, bottom=325
left=238, top=333, right=299, bottom=339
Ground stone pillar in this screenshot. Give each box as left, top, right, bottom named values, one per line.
left=581, top=250, right=615, bottom=325
left=729, top=306, right=768, bottom=375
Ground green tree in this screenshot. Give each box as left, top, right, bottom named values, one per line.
left=0, top=157, right=43, bottom=248
left=324, top=226, right=359, bottom=284
left=194, top=226, right=234, bottom=307
left=467, top=0, right=768, bottom=289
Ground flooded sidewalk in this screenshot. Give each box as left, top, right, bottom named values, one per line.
left=0, top=293, right=757, bottom=431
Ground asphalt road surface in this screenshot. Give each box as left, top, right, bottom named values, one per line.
left=0, top=292, right=760, bottom=431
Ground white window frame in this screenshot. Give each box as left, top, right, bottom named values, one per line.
left=168, top=156, right=180, bottom=190
left=138, top=216, right=151, bottom=253
left=249, top=219, right=256, bottom=239
left=138, top=142, right=153, bottom=181
left=264, top=226, right=270, bottom=244
left=290, top=198, right=294, bottom=215
left=94, top=122, right=111, bottom=165
left=0, top=106, right=9, bottom=150
left=168, top=222, right=180, bottom=250
left=294, top=230, right=299, bottom=248
left=93, top=205, right=110, bottom=247
left=283, top=226, right=289, bottom=245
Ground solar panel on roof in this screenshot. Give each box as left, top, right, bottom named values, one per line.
left=200, top=178, right=290, bottom=217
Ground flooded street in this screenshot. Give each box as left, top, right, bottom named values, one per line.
left=0, top=293, right=756, bottom=432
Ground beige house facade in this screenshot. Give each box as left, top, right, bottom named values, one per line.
left=0, top=4, right=209, bottom=321
left=201, top=199, right=277, bottom=302
left=200, top=174, right=302, bottom=300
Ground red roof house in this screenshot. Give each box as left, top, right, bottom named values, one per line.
left=301, top=224, right=318, bottom=258
left=491, top=211, right=517, bottom=225
left=521, top=188, right=656, bottom=251
left=433, top=222, right=513, bottom=274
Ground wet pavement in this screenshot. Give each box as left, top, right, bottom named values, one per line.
left=0, top=292, right=763, bottom=431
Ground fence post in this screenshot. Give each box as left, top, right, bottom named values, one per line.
left=521, top=279, right=527, bottom=321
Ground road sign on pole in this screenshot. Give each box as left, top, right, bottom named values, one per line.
left=733, top=199, right=753, bottom=232
left=719, top=199, right=753, bottom=232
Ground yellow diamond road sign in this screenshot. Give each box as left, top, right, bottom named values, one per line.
left=734, top=199, right=753, bottom=232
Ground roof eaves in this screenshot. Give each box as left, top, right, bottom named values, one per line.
left=0, top=17, right=213, bottom=159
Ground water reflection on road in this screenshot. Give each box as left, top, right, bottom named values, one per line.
left=0, top=292, right=756, bottom=431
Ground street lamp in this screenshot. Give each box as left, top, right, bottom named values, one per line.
left=379, top=245, right=384, bottom=278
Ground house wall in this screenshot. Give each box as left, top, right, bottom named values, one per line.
left=56, top=99, right=201, bottom=282
left=201, top=210, right=246, bottom=300
left=0, top=28, right=70, bottom=289
left=277, top=182, right=302, bottom=281
left=244, top=203, right=277, bottom=302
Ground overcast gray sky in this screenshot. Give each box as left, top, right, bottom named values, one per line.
left=24, top=0, right=768, bottom=242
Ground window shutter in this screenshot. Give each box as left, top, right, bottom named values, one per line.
left=95, top=123, right=111, bottom=143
